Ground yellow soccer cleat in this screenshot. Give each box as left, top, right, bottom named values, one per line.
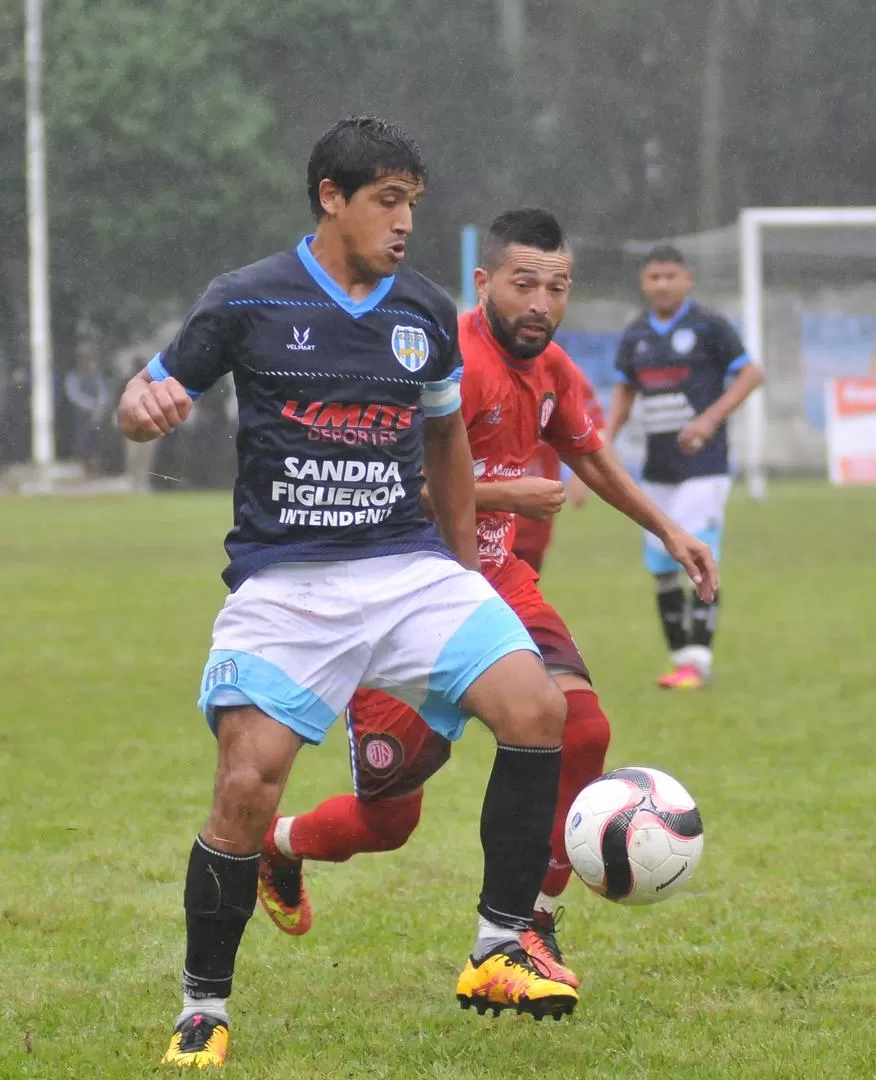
left=521, top=907, right=580, bottom=989
left=257, top=851, right=313, bottom=936
left=161, top=1013, right=228, bottom=1069
left=456, top=945, right=578, bottom=1021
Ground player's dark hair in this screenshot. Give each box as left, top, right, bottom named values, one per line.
left=482, top=208, right=567, bottom=269
left=643, top=244, right=686, bottom=267
left=307, top=116, right=427, bottom=218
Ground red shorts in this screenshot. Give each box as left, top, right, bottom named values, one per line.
left=512, top=516, right=554, bottom=574
left=347, top=554, right=589, bottom=800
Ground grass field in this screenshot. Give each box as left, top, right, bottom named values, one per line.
left=1, top=483, right=874, bottom=1079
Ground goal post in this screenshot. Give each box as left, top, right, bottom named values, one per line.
left=739, top=206, right=876, bottom=499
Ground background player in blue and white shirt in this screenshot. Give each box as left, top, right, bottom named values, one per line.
left=608, top=245, right=763, bottom=689
left=120, top=117, right=639, bottom=1068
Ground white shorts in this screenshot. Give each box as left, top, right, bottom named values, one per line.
left=198, top=553, right=539, bottom=744
left=641, top=475, right=733, bottom=574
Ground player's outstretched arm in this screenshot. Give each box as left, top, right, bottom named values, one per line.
left=564, top=447, right=717, bottom=602
left=423, top=411, right=480, bottom=571
left=118, top=368, right=193, bottom=442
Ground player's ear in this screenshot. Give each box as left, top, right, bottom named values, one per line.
left=318, top=178, right=346, bottom=218
left=474, top=267, right=490, bottom=303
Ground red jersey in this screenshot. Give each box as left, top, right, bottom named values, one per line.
left=459, top=308, right=603, bottom=569
left=513, top=392, right=605, bottom=569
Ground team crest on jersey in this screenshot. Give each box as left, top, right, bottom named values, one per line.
left=538, top=392, right=557, bottom=433
left=671, top=328, right=697, bottom=355
left=391, top=325, right=430, bottom=372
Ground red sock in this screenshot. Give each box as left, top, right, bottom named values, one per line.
left=540, top=689, right=611, bottom=898
left=272, top=791, right=423, bottom=863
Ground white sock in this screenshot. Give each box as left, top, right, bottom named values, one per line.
left=273, top=815, right=296, bottom=859
left=179, top=995, right=229, bottom=1025
left=670, top=646, right=693, bottom=668
left=534, top=891, right=559, bottom=917
left=472, top=915, right=520, bottom=962
left=685, top=645, right=713, bottom=676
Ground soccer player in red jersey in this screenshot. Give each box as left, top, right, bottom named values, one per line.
left=258, top=209, right=716, bottom=994
left=512, top=434, right=599, bottom=573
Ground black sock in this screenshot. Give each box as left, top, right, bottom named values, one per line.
left=656, top=576, right=688, bottom=652
left=478, top=744, right=562, bottom=932
left=691, top=588, right=720, bottom=648
left=182, top=836, right=260, bottom=1001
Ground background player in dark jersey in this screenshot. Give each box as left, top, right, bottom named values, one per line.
left=608, top=246, right=763, bottom=689
left=119, top=122, right=586, bottom=1067
left=255, top=210, right=719, bottom=989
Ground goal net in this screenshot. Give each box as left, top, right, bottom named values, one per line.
left=613, top=208, right=876, bottom=495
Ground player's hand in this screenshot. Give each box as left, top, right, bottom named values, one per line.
left=118, top=376, right=193, bottom=440
left=511, top=478, right=566, bottom=520
left=662, top=528, right=718, bottom=602
left=677, top=414, right=718, bottom=455
left=565, top=473, right=590, bottom=510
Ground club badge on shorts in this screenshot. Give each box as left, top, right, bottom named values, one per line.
left=204, top=658, right=239, bottom=689
left=359, top=733, right=405, bottom=777
left=392, top=325, right=430, bottom=372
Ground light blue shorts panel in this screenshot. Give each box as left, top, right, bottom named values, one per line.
left=641, top=475, right=732, bottom=576
left=201, top=554, right=538, bottom=748
left=643, top=524, right=723, bottom=574
left=199, top=649, right=337, bottom=744
left=419, top=595, right=539, bottom=741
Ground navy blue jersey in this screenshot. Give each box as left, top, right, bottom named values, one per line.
left=149, top=236, right=463, bottom=590
left=614, top=300, right=751, bottom=483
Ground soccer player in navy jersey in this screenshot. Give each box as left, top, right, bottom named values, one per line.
left=608, top=246, right=763, bottom=689
left=119, top=118, right=644, bottom=1067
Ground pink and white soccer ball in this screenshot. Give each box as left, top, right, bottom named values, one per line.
left=565, top=766, right=704, bottom=905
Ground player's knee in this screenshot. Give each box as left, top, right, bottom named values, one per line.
left=213, top=761, right=284, bottom=832
left=359, top=791, right=423, bottom=851
left=502, top=679, right=567, bottom=747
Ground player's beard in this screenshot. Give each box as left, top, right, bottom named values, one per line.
left=484, top=298, right=556, bottom=361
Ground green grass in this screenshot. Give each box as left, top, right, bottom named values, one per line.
left=1, top=483, right=874, bottom=1079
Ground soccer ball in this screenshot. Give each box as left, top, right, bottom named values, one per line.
left=565, top=766, right=704, bottom=906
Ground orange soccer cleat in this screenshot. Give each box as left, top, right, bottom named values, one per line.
left=520, top=907, right=580, bottom=988
left=456, top=945, right=578, bottom=1020
left=258, top=828, right=313, bottom=936
left=656, top=664, right=708, bottom=690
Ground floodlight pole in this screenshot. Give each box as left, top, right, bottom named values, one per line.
left=25, top=0, right=55, bottom=468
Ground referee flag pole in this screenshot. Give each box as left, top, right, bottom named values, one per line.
left=25, top=0, right=56, bottom=468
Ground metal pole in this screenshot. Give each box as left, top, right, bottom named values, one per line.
left=25, top=0, right=55, bottom=468
left=460, top=225, right=479, bottom=311
left=739, top=210, right=766, bottom=500
left=699, top=0, right=727, bottom=230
